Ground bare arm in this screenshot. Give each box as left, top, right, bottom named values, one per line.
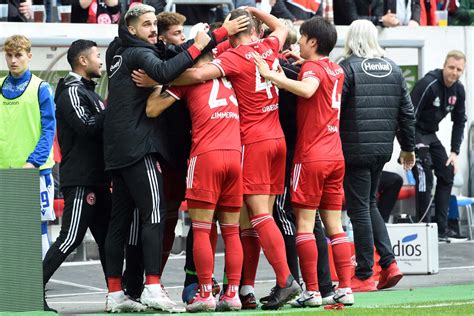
left=246, top=6, right=288, bottom=51
left=146, top=87, right=177, bottom=118
left=253, top=52, right=318, bottom=98
left=171, top=63, right=222, bottom=86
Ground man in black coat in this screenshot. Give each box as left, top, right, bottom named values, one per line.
left=339, top=20, right=415, bottom=292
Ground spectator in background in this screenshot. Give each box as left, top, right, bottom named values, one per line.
left=0, top=0, right=32, bottom=21
left=333, top=0, right=400, bottom=26
left=271, top=0, right=322, bottom=24
left=377, top=171, right=404, bottom=222
left=384, top=0, right=421, bottom=26
left=0, top=35, right=56, bottom=261
left=410, top=50, right=467, bottom=242
left=420, top=0, right=437, bottom=25
left=452, top=0, right=474, bottom=25
left=339, top=20, right=415, bottom=292
left=61, top=0, right=121, bottom=23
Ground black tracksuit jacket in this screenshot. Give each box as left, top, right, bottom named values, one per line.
left=55, top=73, right=109, bottom=188
left=410, top=69, right=467, bottom=154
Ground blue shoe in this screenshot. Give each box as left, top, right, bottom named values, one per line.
left=182, top=283, right=198, bottom=304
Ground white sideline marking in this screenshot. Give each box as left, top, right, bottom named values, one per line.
left=50, top=279, right=105, bottom=291
left=62, top=253, right=226, bottom=267
left=48, top=291, right=106, bottom=298
left=404, top=301, right=474, bottom=308
left=48, top=279, right=277, bottom=300
left=439, top=265, right=474, bottom=270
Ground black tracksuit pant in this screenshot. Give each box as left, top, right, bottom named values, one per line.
left=43, top=185, right=111, bottom=285
left=412, top=133, right=454, bottom=234
left=377, top=171, right=404, bottom=223
left=344, top=161, right=395, bottom=280
left=105, top=154, right=166, bottom=278
left=273, top=148, right=333, bottom=295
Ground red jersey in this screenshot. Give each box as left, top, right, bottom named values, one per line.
left=294, top=58, right=344, bottom=163
left=167, top=77, right=241, bottom=157
left=212, top=40, right=232, bottom=58
left=211, top=36, right=284, bottom=145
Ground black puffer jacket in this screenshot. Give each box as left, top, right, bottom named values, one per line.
left=339, top=55, right=415, bottom=166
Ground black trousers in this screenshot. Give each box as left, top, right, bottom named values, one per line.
left=377, top=171, right=403, bottom=223
left=412, top=133, right=454, bottom=234
left=273, top=148, right=333, bottom=294
left=105, top=154, right=167, bottom=278
left=344, top=161, right=395, bottom=280
left=43, top=185, right=111, bottom=285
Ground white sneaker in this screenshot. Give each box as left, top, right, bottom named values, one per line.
left=105, top=291, right=147, bottom=313
left=322, top=293, right=336, bottom=305
left=333, top=288, right=354, bottom=306
left=290, top=290, right=322, bottom=308
left=186, top=292, right=216, bottom=312
left=141, top=284, right=186, bottom=313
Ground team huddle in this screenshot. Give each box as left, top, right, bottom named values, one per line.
left=2, top=3, right=427, bottom=314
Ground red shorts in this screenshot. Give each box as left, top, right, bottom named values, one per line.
left=241, top=138, right=286, bottom=195
left=185, top=150, right=243, bottom=208
left=291, top=160, right=344, bottom=210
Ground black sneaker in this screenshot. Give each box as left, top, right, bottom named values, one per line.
left=259, top=285, right=276, bottom=304
left=445, top=229, right=468, bottom=242
left=261, top=276, right=302, bottom=310
left=438, top=233, right=450, bottom=243
left=239, top=292, right=258, bottom=309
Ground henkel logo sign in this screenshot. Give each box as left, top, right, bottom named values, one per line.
left=393, top=233, right=422, bottom=257
left=361, top=58, right=393, bottom=78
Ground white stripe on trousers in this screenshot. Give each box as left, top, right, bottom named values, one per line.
left=128, top=208, right=140, bottom=246
left=416, top=163, right=426, bottom=192
left=144, top=155, right=161, bottom=224
left=275, top=186, right=294, bottom=236
left=59, top=187, right=85, bottom=253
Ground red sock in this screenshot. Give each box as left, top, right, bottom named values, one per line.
left=330, top=232, right=352, bottom=288
left=220, top=223, right=243, bottom=288
left=250, top=214, right=291, bottom=288
left=160, top=212, right=179, bottom=275
left=192, top=220, right=213, bottom=286
left=210, top=221, right=218, bottom=257
left=108, top=276, right=122, bottom=293
left=145, top=274, right=160, bottom=285
left=240, top=228, right=260, bottom=286
left=296, top=233, right=318, bottom=291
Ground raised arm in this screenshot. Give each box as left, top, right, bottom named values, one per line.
left=246, top=6, right=288, bottom=51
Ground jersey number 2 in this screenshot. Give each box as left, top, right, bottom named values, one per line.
left=209, top=77, right=238, bottom=109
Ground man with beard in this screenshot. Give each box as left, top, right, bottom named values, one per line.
left=43, top=39, right=111, bottom=312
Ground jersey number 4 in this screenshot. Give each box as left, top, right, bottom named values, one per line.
left=332, top=79, right=341, bottom=119
left=255, top=59, right=279, bottom=99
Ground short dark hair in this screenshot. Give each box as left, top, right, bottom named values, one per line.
left=67, top=39, right=97, bottom=69
left=300, top=17, right=337, bottom=56
left=157, top=12, right=186, bottom=36
left=229, top=9, right=253, bottom=36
